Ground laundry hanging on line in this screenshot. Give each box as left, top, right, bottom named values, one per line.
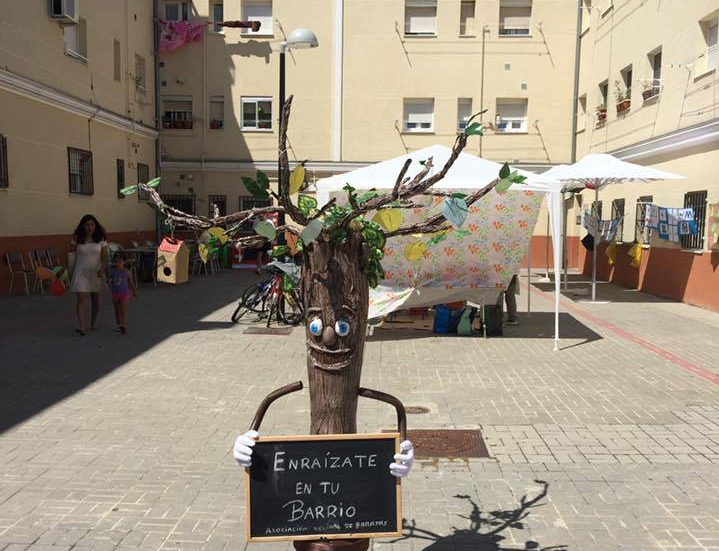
left=581, top=208, right=623, bottom=242
left=160, top=21, right=210, bottom=52
left=643, top=204, right=697, bottom=242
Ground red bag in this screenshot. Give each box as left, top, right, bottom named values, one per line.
left=50, top=279, right=66, bottom=297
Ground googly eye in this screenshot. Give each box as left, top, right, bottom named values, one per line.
left=309, top=318, right=323, bottom=336
left=335, top=319, right=350, bottom=337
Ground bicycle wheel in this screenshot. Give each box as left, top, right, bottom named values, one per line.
left=231, top=284, right=265, bottom=323
left=278, top=290, right=304, bottom=326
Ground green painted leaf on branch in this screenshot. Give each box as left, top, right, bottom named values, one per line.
left=146, top=177, right=161, bottom=188
left=499, top=162, right=511, bottom=179
left=427, top=230, right=448, bottom=247
left=241, top=177, right=270, bottom=200
left=441, top=197, right=468, bottom=228
left=254, top=220, right=277, bottom=240
left=298, top=194, right=318, bottom=216
left=464, top=122, right=483, bottom=136
left=289, top=166, right=305, bottom=195
left=451, top=192, right=468, bottom=199
left=120, top=185, right=139, bottom=195
left=495, top=178, right=513, bottom=194
left=372, top=209, right=403, bottom=232
left=300, top=218, right=322, bottom=244
left=271, top=245, right=291, bottom=259
left=454, top=229, right=472, bottom=238
left=256, top=170, right=270, bottom=190
left=358, top=189, right=380, bottom=203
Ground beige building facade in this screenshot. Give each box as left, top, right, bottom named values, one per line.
left=0, top=0, right=158, bottom=289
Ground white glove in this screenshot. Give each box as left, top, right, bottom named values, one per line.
left=389, top=440, right=414, bottom=478
left=234, top=430, right=259, bottom=467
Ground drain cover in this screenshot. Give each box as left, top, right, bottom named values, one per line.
left=402, top=429, right=490, bottom=458
left=244, top=327, right=294, bottom=335
left=406, top=406, right=431, bottom=414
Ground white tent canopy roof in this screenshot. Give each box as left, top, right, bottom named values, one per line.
left=315, top=144, right=558, bottom=198
left=539, top=153, right=686, bottom=189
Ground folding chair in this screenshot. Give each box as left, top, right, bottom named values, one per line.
left=27, top=252, right=45, bottom=294
left=6, top=252, right=34, bottom=295
left=46, top=247, right=62, bottom=268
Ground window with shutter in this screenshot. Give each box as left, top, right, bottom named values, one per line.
left=459, top=1, right=475, bottom=36
left=457, top=99, right=472, bottom=131
left=242, top=1, right=273, bottom=35
left=707, top=21, right=718, bottom=71
left=403, top=99, right=434, bottom=132
left=404, top=0, right=437, bottom=36
left=499, top=1, right=532, bottom=36
left=496, top=99, right=528, bottom=133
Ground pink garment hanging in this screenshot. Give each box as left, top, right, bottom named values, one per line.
left=160, top=20, right=210, bottom=52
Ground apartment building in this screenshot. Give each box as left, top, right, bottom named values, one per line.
left=567, top=0, right=719, bottom=310
left=0, top=1, right=158, bottom=288
left=158, top=0, right=577, bottom=219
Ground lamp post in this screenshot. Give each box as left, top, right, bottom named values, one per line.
left=277, top=28, right=318, bottom=226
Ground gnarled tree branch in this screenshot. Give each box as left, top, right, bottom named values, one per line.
left=278, top=96, right=309, bottom=226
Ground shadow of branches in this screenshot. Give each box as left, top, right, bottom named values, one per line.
left=390, top=480, right=566, bottom=551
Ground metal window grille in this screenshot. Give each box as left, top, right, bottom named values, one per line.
left=68, top=147, right=93, bottom=195
left=591, top=200, right=602, bottom=220
left=137, top=163, right=150, bottom=201
left=116, top=159, right=125, bottom=198
left=611, top=198, right=625, bottom=241
left=208, top=194, right=227, bottom=217
left=239, top=196, right=271, bottom=230
left=634, top=195, right=653, bottom=244
left=0, top=134, right=8, bottom=188
left=162, top=194, right=195, bottom=215
left=680, top=190, right=707, bottom=250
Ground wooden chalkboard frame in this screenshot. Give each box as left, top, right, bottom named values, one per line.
left=245, top=432, right=402, bottom=542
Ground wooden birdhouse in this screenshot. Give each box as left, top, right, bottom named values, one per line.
left=157, top=238, right=190, bottom=284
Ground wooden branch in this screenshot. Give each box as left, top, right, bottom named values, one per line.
left=277, top=96, right=309, bottom=226
left=392, top=159, right=412, bottom=199
left=313, top=197, right=337, bottom=220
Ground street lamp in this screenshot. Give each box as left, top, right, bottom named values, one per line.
left=278, top=28, right=318, bottom=226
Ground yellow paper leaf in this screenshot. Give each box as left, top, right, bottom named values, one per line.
left=208, top=226, right=228, bottom=244
left=404, top=241, right=426, bottom=262
left=289, top=166, right=305, bottom=195
left=199, top=243, right=208, bottom=263
left=373, top=209, right=403, bottom=232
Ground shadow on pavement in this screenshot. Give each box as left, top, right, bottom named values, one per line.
left=0, top=271, right=259, bottom=434
left=389, top=480, right=566, bottom=551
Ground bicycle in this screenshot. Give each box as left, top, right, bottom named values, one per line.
left=231, top=262, right=304, bottom=326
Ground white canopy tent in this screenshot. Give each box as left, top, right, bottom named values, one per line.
left=539, top=154, right=686, bottom=301
left=315, top=145, right=566, bottom=349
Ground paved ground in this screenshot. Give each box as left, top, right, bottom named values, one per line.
left=1, top=270, right=718, bottom=551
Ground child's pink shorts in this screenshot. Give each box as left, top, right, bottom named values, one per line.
left=112, top=292, right=130, bottom=301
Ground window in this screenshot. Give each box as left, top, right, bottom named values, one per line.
left=495, top=99, right=528, bottom=133
left=457, top=98, right=472, bottom=131
left=137, top=163, right=150, bottom=201
left=0, top=134, right=8, bottom=188
left=704, top=19, right=718, bottom=72
left=241, top=97, right=272, bottom=130
left=611, top=198, right=625, bottom=241
left=459, top=1, right=475, bottom=36
left=242, top=1, right=273, bottom=35
left=165, top=2, right=189, bottom=21
left=591, top=200, right=602, bottom=220
left=635, top=195, right=653, bottom=244
left=599, top=80, right=608, bottom=106
left=644, top=48, right=662, bottom=99
left=403, top=98, right=434, bottom=132
left=64, top=17, right=87, bottom=61
left=681, top=190, right=707, bottom=250
left=134, top=54, right=146, bottom=91
left=239, top=196, right=271, bottom=230
left=212, top=2, right=224, bottom=33
left=162, top=194, right=195, bottom=214
left=116, top=159, right=125, bottom=199
left=162, top=96, right=193, bottom=129
left=208, top=195, right=227, bottom=217
left=67, top=147, right=93, bottom=195
left=113, top=40, right=121, bottom=81
left=577, top=94, right=587, bottom=131
left=404, top=0, right=437, bottom=36
left=209, top=96, right=224, bottom=129
left=499, top=0, right=532, bottom=36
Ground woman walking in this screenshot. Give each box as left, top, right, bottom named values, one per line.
left=69, top=214, right=108, bottom=335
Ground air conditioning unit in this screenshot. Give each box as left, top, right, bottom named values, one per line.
left=48, top=0, right=78, bottom=25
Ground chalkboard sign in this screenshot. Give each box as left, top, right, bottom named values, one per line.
left=246, top=433, right=401, bottom=541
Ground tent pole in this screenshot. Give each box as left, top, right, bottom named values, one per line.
left=527, top=239, right=531, bottom=315
left=563, top=191, right=569, bottom=292
left=592, top=187, right=598, bottom=301
left=554, top=191, right=562, bottom=351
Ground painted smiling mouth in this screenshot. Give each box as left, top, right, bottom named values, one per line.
left=308, top=341, right=352, bottom=371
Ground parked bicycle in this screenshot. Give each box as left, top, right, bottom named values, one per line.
left=231, top=261, right=304, bottom=326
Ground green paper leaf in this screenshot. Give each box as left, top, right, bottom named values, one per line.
left=256, top=170, right=270, bottom=190
left=441, top=197, right=468, bottom=228
left=271, top=245, right=291, bottom=259
left=242, top=177, right=270, bottom=200
left=146, top=177, right=161, bottom=188
left=120, top=185, right=139, bottom=195
left=464, top=122, right=483, bottom=136
left=358, top=190, right=380, bottom=203
left=495, top=178, right=513, bottom=194
left=254, top=220, right=276, bottom=240
left=499, top=162, right=511, bottom=179
left=451, top=192, right=468, bottom=199
left=300, top=218, right=322, bottom=244
left=298, top=195, right=318, bottom=216
left=427, top=231, right=448, bottom=246
left=454, top=229, right=472, bottom=238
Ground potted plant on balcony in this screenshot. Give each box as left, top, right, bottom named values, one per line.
left=642, top=81, right=659, bottom=101
left=614, top=80, right=631, bottom=114
left=596, top=103, right=607, bottom=125
left=210, top=119, right=223, bottom=130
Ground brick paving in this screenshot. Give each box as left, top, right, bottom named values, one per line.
left=1, top=271, right=718, bottom=551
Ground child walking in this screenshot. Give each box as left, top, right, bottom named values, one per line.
left=111, top=252, right=137, bottom=334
